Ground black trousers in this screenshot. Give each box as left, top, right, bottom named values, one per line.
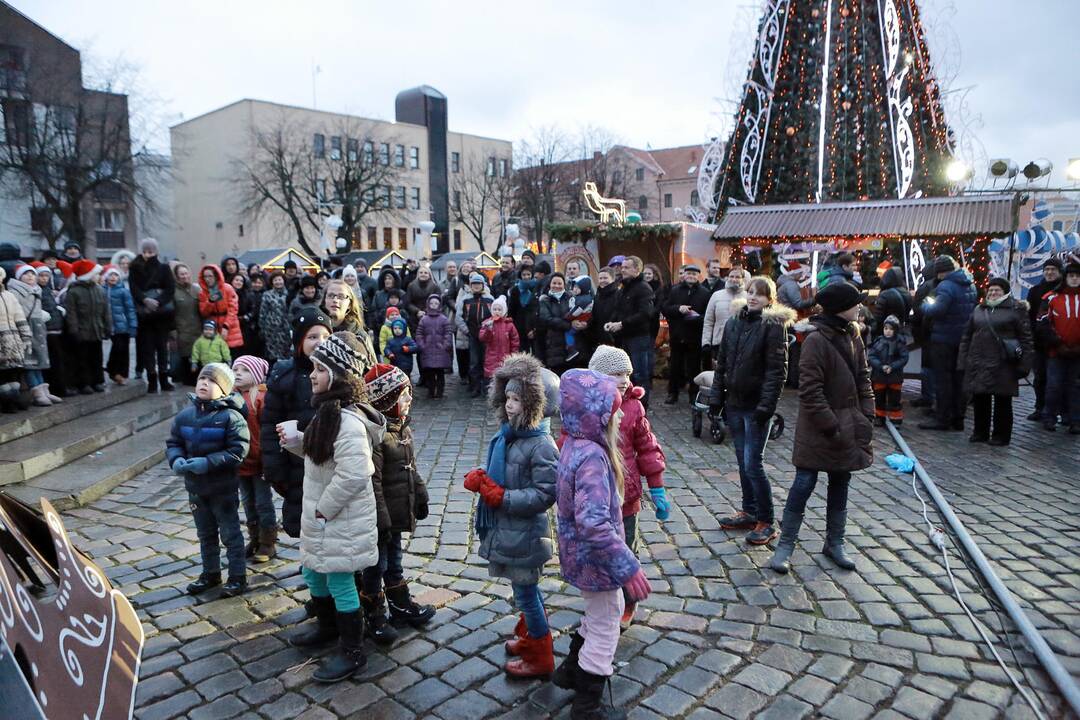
left=137, top=325, right=170, bottom=380
left=972, top=393, right=1013, bottom=441
left=456, top=347, right=470, bottom=380
left=106, top=333, right=131, bottom=378
left=1032, top=350, right=1048, bottom=413
left=71, top=340, right=104, bottom=388
left=44, top=333, right=67, bottom=394
left=668, top=338, right=701, bottom=400
left=931, top=342, right=965, bottom=427
left=423, top=368, right=446, bottom=396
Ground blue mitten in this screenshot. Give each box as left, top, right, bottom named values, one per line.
left=649, top=487, right=671, bottom=521
left=185, top=457, right=210, bottom=475
left=172, top=458, right=188, bottom=475
left=885, top=453, right=915, bottom=474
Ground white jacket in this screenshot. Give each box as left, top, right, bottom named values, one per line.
left=293, top=405, right=385, bottom=574
left=702, top=287, right=746, bottom=347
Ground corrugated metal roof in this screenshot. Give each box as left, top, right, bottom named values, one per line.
left=712, top=194, right=1020, bottom=240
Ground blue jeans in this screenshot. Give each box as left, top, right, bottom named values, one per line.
left=623, top=334, right=654, bottom=404
left=919, top=364, right=935, bottom=403
left=25, top=369, right=44, bottom=387
left=360, top=532, right=405, bottom=594
left=728, top=408, right=774, bottom=524
left=188, top=490, right=246, bottom=579
left=1045, top=356, right=1080, bottom=424
left=784, top=468, right=851, bottom=519
left=239, top=474, right=276, bottom=529
left=302, top=566, right=360, bottom=612
left=512, top=582, right=549, bottom=638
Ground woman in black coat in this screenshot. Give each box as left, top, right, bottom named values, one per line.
left=508, top=267, right=541, bottom=356
left=536, top=273, right=572, bottom=372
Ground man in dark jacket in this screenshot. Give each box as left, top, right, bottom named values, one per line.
left=1026, top=258, right=1063, bottom=420
left=129, top=237, right=176, bottom=393
left=873, top=267, right=912, bottom=337
left=911, top=265, right=938, bottom=408
left=919, top=255, right=977, bottom=431
left=661, top=264, right=711, bottom=403
left=702, top=258, right=726, bottom=294
left=605, top=256, right=655, bottom=405
left=490, top=255, right=517, bottom=300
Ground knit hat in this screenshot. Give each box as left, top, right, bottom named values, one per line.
left=342, top=264, right=358, bottom=279
left=364, top=363, right=411, bottom=415
left=469, top=272, right=486, bottom=285
left=987, top=277, right=1011, bottom=293
left=102, top=264, right=122, bottom=282
left=385, top=306, right=401, bottom=320
left=883, top=315, right=902, bottom=330
left=608, top=255, right=626, bottom=267
left=283, top=260, right=298, bottom=270
left=300, top=274, right=319, bottom=289
left=815, top=281, right=868, bottom=314
left=491, top=296, right=508, bottom=315
left=933, top=255, right=958, bottom=275
left=521, top=249, right=536, bottom=260
left=574, top=276, right=593, bottom=294
left=202, top=319, right=217, bottom=330
left=1065, top=262, right=1080, bottom=277
left=199, top=362, right=235, bottom=395
left=71, top=259, right=102, bottom=282
left=63, top=240, right=82, bottom=255
left=292, top=306, right=333, bottom=347
left=233, top=355, right=269, bottom=385
left=588, top=345, right=633, bottom=376
left=311, top=331, right=372, bottom=383
left=390, top=318, right=408, bottom=335
left=1044, top=257, right=1065, bottom=272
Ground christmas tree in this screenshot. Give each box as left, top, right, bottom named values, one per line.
left=709, top=0, right=954, bottom=214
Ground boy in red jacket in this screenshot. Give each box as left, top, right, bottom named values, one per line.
left=1039, top=262, right=1080, bottom=433
left=233, top=355, right=276, bottom=561
left=479, top=296, right=520, bottom=385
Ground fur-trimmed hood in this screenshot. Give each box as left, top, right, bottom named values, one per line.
left=489, top=352, right=548, bottom=428
left=729, top=298, right=797, bottom=327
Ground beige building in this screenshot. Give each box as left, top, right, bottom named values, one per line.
left=170, top=88, right=512, bottom=266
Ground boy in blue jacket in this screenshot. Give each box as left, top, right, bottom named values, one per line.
left=103, top=265, right=137, bottom=384
left=383, top=318, right=418, bottom=376
left=867, top=315, right=910, bottom=425
left=166, top=362, right=251, bottom=597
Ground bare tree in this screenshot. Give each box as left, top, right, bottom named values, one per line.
left=451, top=154, right=508, bottom=253
left=512, top=125, right=572, bottom=253
left=568, top=125, right=634, bottom=202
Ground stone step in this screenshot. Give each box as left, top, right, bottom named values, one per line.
left=3, top=417, right=175, bottom=511
left=0, top=392, right=186, bottom=487
left=0, top=380, right=153, bottom=445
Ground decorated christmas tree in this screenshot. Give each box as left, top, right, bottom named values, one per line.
left=709, top=0, right=954, bottom=214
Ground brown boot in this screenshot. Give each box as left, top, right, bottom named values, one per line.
left=505, top=631, right=554, bottom=679
left=244, top=524, right=258, bottom=558
left=253, top=526, right=277, bottom=563
left=504, top=614, right=528, bottom=655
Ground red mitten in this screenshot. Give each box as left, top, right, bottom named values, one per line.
left=464, top=468, right=488, bottom=492
left=478, top=477, right=505, bottom=508
left=623, top=568, right=652, bottom=602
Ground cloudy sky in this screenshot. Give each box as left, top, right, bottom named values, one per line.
left=15, top=0, right=1080, bottom=184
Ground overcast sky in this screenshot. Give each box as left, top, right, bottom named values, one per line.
left=15, top=0, right=1080, bottom=184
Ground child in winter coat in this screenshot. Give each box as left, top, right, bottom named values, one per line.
left=165, top=363, right=250, bottom=598
left=587, top=345, right=668, bottom=629
left=191, top=320, right=232, bottom=373
left=463, top=353, right=559, bottom=679
left=233, top=355, right=276, bottom=562
left=8, top=263, right=55, bottom=406
left=103, top=265, right=137, bottom=385
left=867, top=315, right=910, bottom=425
left=415, top=294, right=453, bottom=398
left=554, top=368, right=652, bottom=718
left=383, top=318, right=418, bottom=375
left=359, top=363, right=435, bottom=645
left=565, top=276, right=594, bottom=363
left=462, top=273, right=493, bottom=397
left=479, top=296, right=521, bottom=383
left=64, top=260, right=111, bottom=394
left=378, top=305, right=408, bottom=357
left=0, top=266, right=31, bottom=412
left=278, top=332, right=383, bottom=684
left=35, top=264, right=67, bottom=399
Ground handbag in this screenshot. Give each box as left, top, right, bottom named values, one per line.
left=984, top=307, right=1022, bottom=364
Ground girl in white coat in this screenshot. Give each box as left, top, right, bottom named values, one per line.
left=279, top=331, right=384, bottom=683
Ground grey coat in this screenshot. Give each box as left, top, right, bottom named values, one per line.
left=7, top=279, right=49, bottom=370
left=958, top=297, right=1034, bottom=397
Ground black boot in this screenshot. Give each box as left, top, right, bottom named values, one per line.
left=385, top=581, right=436, bottom=627
left=186, top=572, right=221, bottom=595
left=823, top=510, right=856, bottom=570
left=313, top=610, right=366, bottom=683
left=552, top=631, right=585, bottom=689
left=572, top=667, right=626, bottom=720
left=360, top=591, right=399, bottom=646
left=146, top=373, right=159, bottom=394
left=221, top=575, right=247, bottom=597
left=290, top=596, right=338, bottom=648
left=768, top=509, right=803, bottom=574
left=435, top=372, right=445, bottom=398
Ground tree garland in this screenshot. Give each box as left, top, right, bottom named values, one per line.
left=547, top=222, right=682, bottom=245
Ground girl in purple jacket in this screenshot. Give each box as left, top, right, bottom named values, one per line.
left=554, top=368, right=652, bottom=720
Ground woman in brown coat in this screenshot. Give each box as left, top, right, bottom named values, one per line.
left=770, top=281, right=875, bottom=574
left=958, top=277, right=1034, bottom=445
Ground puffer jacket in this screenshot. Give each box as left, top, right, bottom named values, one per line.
left=296, top=405, right=384, bottom=574
left=7, top=278, right=49, bottom=370
left=416, top=298, right=453, bottom=369
left=556, top=369, right=640, bottom=592
left=613, top=274, right=654, bottom=340
left=371, top=416, right=429, bottom=533
left=237, top=386, right=265, bottom=478
left=165, top=392, right=250, bottom=496
left=370, top=268, right=402, bottom=329
left=198, top=265, right=242, bottom=348
left=791, top=315, right=875, bottom=472
left=105, top=282, right=138, bottom=335
left=873, top=268, right=911, bottom=335
left=261, top=352, right=316, bottom=537
left=174, top=282, right=202, bottom=358
left=709, top=300, right=795, bottom=417
left=1039, top=285, right=1080, bottom=358
left=589, top=282, right=619, bottom=347
left=479, top=316, right=520, bottom=378
left=64, top=280, right=111, bottom=342
left=259, top=288, right=291, bottom=361
left=537, top=291, right=572, bottom=368
left=404, top=277, right=442, bottom=326
left=777, top=274, right=814, bottom=314
left=0, top=283, right=30, bottom=370
left=39, top=278, right=62, bottom=334
left=616, top=386, right=665, bottom=517
left=867, top=334, right=910, bottom=384
left=128, top=254, right=175, bottom=329
left=701, top=284, right=746, bottom=348
left=959, top=296, right=1034, bottom=396
left=923, top=269, right=977, bottom=345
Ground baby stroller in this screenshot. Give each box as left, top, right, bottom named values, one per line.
left=691, top=371, right=785, bottom=444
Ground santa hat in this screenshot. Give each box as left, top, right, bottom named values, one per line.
left=492, top=296, right=508, bottom=315
left=71, top=259, right=102, bottom=282
left=13, top=263, right=35, bottom=281
left=33, top=262, right=51, bottom=277
left=102, top=264, right=123, bottom=281
left=233, top=355, right=270, bottom=386
left=364, top=363, right=411, bottom=416
left=56, top=260, right=74, bottom=279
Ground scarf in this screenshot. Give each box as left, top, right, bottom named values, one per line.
left=474, top=418, right=551, bottom=540
left=207, top=282, right=223, bottom=303
left=986, top=294, right=1009, bottom=308
left=516, top=278, right=538, bottom=307
left=548, top=290, right=565, bottom=300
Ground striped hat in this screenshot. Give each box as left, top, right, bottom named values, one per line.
left=364, top=363, right=411, bottom=415
left=232, top=355, right=269, bottom=385
left=311, top=331, right=372, bottom=383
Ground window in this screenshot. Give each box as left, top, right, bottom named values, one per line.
left=612, top=170, right=622, bottom=184
left=664, top=193, right=672, bottom=208
left=410, top=187, right=421, bottom=210
left=96, top=208, right=125, bottom=231
left=0, top=45, right=28, bottom=95
left=638, top=195, right=648, bottom=210
left=347, top=138, right=358, bottom=162
left=499, top=158, right=509, bottom=178
left=238, top=224, right=244, bottom=237
left=313, top=133, right=325, bottom=158
left=486, top=157, right=496, bottom=177
left=29, top=207, right=50, bottom=234
left=690, top=189, right=700, bottom=206
left=635, top=168, right=645, bottom=182
left=330, top=136, right=341, bottom=160
left=316, top=179, right=328, bottom=203
left=1, top=98, right=30, bottom=146
left=367, top=226, right=377, bottom=250
left=394, top=186, right=406, bottom=209
left=383, top=227, right=392, bottom=249
left=451, top=152, right=460, bottom=173
left=398, top=228, right=408, bottom=250
left=453, top=190, right=461, bottom=210
left=394, top=144, right=405, bottom=167
left=95, top=208, right=126, bottom=249
left=379, top=143, right=390, bottom=165
left=454, top=228, right=462, bottom=250
left=382, top=185, right=392, bottom=208
left=363, top=140, right=374, bottom=165
left=409, top=146, right=420, bottom=169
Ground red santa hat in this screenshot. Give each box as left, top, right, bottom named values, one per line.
left=71, top=259, right=102, bottom=282
left=102, top=264, right=123, bottom=281
left=56, top=260, right=74, bottom=279
left=13, top=263, right=36, bottom=281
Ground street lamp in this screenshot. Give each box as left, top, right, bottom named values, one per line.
left=989, top=159, right=1019, bottom=179
left=418, top=220, right=436, bottom=258
left=1022, top=159, right=1053, bottom=181
left=1066, top=158, right=1080, bottom=182
left=945, top=159, right=973, bottom=185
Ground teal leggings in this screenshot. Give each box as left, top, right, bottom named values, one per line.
left=302, top=566, right=360, bottom=613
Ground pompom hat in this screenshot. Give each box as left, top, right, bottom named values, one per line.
left=588, top=345, right=633, bottom=376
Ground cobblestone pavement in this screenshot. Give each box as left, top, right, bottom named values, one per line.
left=58, top=378, right=1079, bottom=720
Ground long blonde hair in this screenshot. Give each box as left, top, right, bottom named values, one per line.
left=604, top=409, right=626, bottom=499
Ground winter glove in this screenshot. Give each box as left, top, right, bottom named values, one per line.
left=752, top=408, right=772, bottom=424
left=649, top=487, right=671, bottom=521
left=415, top=483, right=430, bottom=521
left=623, top=568, right=652, bottom=602
left=184, top=458, right=210, bottom=475
left=171, top=458, right=189, bottom=475
left=464, top=468, right=489, bottom=493
left=478, top=476, right=505, bottom=508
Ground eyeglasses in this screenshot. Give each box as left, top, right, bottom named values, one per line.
left=325, top=293, right=350, bottom=302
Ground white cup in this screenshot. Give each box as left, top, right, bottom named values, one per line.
left=277, top=420, right=299, bottom=445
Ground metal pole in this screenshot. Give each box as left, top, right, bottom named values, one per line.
left=886, top=421, right=1080, bottom=719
